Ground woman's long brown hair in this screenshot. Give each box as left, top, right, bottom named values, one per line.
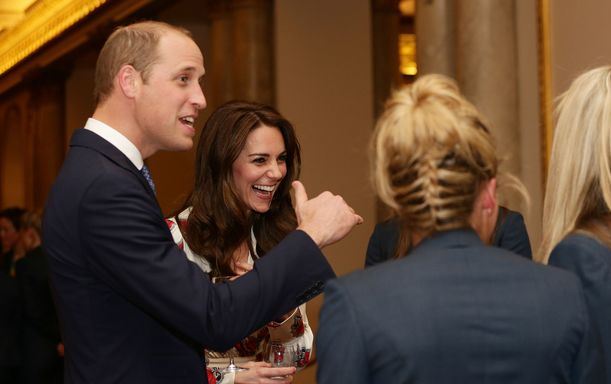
left=176, top=101, right=301, bottom=277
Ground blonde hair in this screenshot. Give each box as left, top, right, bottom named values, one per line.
left=539, top=66, right=611, bottom=263
left=94, top=21, right=192, bottom=105
left=371, top=74, right=519, bottom=255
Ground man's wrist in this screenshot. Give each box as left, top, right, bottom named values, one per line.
left=296, top=225, right=323, bottom=247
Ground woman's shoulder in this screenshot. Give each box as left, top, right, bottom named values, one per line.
left=557, top=232, right=610, bottom=253
left=166, top=207, right=212, bottom=273
left=549, top=232, right=611, bottom=272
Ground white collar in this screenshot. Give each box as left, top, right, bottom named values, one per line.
left=84, top=118, right=144, bottom=170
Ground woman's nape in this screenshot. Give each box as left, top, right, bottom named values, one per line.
left=370, top=74, right=525, bottom=253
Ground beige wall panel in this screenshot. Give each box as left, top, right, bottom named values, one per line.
left=276, top=1, right=376, bottom=382
left=550, top=0, right=611, bottom=97
left=516, top=0, right=542, bottom=252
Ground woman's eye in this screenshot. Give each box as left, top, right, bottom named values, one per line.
left=278, top=154, right=288, bottom=163
left=253, top=157, right=266, bottom=164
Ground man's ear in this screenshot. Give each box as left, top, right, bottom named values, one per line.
left=116, top=65, right=140, bottom=99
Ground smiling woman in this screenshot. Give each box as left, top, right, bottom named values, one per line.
left=232, top=125, right=288, bottom=213
left=165, top=101, right=309, bottom=384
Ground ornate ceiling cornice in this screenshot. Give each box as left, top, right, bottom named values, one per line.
left=0, top=0, right=109, bottom=76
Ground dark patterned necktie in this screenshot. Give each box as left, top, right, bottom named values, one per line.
left=140, top=164, right=156, bottom=194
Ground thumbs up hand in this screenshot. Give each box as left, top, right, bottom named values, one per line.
left=292, top=181, right=363, bottom=248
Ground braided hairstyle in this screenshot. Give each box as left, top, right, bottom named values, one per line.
left=371, top=74, right=500, bottom=256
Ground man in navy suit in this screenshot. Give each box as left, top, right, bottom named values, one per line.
left=43, top=21, right=362, bottom=384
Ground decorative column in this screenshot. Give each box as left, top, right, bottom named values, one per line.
left=455, top=0, right=521, bottom=175
left=0, top=100, right=27, bottom=208
left=371, top=0, right=401, bottom=220
left=371, top=0, right=401, bottom=117
left=231, top=0, right=274, bottom=104
left=208, top=0, right=235, bottom=108
left=415, top=0, right=455, bottom=77
left=29, top=75, right=66, bottom=210
left=207, top=0, right=274, bottom=106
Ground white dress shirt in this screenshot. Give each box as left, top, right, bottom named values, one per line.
left=84, top=118, right=144, bottom=170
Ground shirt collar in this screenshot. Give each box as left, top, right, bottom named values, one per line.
left=84, top=118, right=144, bottom=170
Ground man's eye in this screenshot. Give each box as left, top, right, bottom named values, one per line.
left=179, top=75, right=189, bottom=83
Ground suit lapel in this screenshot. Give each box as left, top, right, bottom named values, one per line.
left=69, top=128, right=156, bottom=199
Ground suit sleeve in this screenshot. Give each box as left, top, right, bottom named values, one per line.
left=80, top=170, right=334, bottom=351
left=568, top=280, right=607, bottom=384
left=317, top=279, right=369, bottom=384
left=494, top=211, right=532, bottom=259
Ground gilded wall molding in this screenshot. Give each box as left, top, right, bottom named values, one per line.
left=0, top=0, right=109, bottom=76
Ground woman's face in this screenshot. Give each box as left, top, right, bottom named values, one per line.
left=0, top=217, right=18, bottom=253
left=232, top=125, right=288, bottom=214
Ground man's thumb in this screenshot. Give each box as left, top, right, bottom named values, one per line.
left=292, top=180, right=308, bottom=207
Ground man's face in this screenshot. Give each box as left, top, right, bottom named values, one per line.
left=0, top=217, right=18, bottom=253
left=135, top=31, right=206, bottom=156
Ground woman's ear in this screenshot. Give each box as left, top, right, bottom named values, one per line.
left=116, top=65, right=140, bottom=98
left=481, top=178, right=498, bottom=212
left=471, top=178, right=499, bottom=244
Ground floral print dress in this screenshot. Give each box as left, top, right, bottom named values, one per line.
left=166, top=208, right=313, bottom=384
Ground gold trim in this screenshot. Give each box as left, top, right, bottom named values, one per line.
left=0, top=0, right=109, bottom=76
left=537, top=0, right=553, bottom=184
left=399, top=33, right=417, bottom=76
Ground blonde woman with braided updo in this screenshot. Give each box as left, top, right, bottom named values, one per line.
left=316, top=74, right=604, bottom=384
left=541, top=66, right=611, bottom=382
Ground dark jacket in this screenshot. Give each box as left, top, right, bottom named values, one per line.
left=550, top=233, right=611, bottom=382
left=318, top=229, right=604, bottom=384
left=365, top=207, right=531, bottom=267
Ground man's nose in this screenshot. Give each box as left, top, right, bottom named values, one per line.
left=192, top=85, right=206, bottom=110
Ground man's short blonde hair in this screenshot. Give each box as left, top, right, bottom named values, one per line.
left=93, top=21, right=192, bottom=105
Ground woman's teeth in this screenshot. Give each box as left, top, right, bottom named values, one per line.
left=253, top=185, right=274, bottom=192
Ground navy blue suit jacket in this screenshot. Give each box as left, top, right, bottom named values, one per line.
left=318, top=229, right=604, bottom=384
left=366, top=207, right=532, bottom=267
left=550, top=233, right=611, bottom=383
left=43, top=129, right=335, bottom=384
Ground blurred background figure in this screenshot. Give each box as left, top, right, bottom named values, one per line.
left=540, top=65, right=611, bottom=383
left=0, top=207, right=25, bottom=383
left=317, top=74, right=604, bottom=384
left=0, top=259, right=22, bottom=383
left=0, top=207, right=27, bottom=276
left=14, top=211, right=63, bottom=384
